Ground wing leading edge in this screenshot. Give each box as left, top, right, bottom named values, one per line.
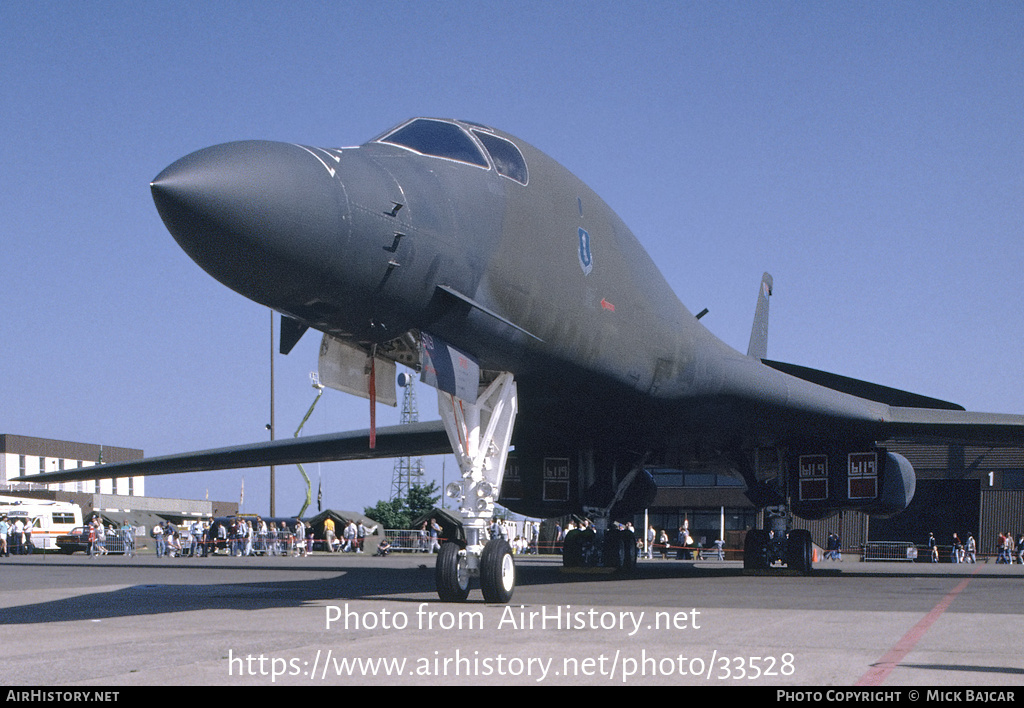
left=15, top=420, right=451, bottom=485
left=883, top=407, right=1024, bottom=447
left=762, top=359, right=965, bottom=411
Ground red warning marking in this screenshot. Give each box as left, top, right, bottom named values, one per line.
left=600, top=298, right=615, bottom=311
left=368, top=356, right=376, bottom=450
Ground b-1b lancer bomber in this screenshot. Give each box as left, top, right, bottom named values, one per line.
left=28, top=117, right=1024, bottom=603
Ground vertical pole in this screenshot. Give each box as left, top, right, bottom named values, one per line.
left=644, top=509, right=649, bottom=557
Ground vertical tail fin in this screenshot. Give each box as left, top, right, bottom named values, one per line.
left=747, top=272, right=773, bottom=360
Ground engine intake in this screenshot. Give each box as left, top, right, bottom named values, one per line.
left=790, top=448, right=916, bottom=520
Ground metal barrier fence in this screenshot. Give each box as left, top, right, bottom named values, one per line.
left=161, top=535, right=307, bottom=556
left=377, top=530, right=546, bottom=554
left=375, top=530, right=726, bottom=558
left=382, top=529, right=442, bottom=553
left=862, top=540, right=918, bottom=562
left=89, top=530, right=134, bottom=556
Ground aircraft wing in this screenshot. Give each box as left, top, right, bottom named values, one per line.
left=883, top=407, right=1024, bottom=447
left=753, top=359, right=1024, bottom=445
left=761, top=359, right=965, bottom=411
left=16, top=420, right=451, bottom=484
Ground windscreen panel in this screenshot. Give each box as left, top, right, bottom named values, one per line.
left=380, top=119, right=488, bottom=168
left=474, top=130, right=528, bottom=185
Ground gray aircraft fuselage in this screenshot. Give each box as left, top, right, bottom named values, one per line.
left=148, top=118, right=1019, bottom=520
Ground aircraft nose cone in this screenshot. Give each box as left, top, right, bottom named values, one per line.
left=151, top=140, right=348, bottom=306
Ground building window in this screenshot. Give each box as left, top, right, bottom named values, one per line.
left=643, top=508, right=759, bottom=545
left=651, top=468, right=683, bottom=487
left=648, top=468, right=745, bottom=488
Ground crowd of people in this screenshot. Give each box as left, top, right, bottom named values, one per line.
left=992, top=532, right=1023, bottom=564
left=84, top=516, right=135, bottom=557
left=925, top=531, right=1024, bottom=564
left=13, top=508, right=1024, bottom=565
left=62, top=514, right=384, bottom=558
left=149, top=517, right=316, bottom=558
left=320, top=517, right=378, bottom=553
left=635, top=523, right=724, bottom=560
left=492, top=517, right=541, bottom=555
left=0, top=514, right=33, bottom=556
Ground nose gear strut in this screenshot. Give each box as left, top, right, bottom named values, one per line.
left=435, top=372, right=519, bottom=602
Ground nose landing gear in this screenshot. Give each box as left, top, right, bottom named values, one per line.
left=434, top=373, right=519, bottom=603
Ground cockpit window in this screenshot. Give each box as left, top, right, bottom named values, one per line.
left=473, top=130, right=529, bottom=185
left=379, top=119, right=488, bottom=168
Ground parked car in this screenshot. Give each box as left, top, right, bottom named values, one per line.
left=55, top=527, right=91, bottom=554
left=56, top=525, right=126, bottom=555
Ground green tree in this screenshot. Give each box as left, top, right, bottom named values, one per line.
left=363, top=497, right=408, bottom=530
left=364, top=482, right=441, bottom=529
left=405, top=481, right=441, bottom=521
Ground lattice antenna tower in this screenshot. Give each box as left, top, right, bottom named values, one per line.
left=390, top=372, right=425, bottom=501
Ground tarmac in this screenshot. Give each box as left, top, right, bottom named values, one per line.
left=1, top=550, right=1021, bottom=688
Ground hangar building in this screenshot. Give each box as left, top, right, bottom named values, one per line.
left=0, top=434, right=234, bottom=524
left=642, top=441, right=1024, bottom=560
left=1, top=433, right=144, bottom=496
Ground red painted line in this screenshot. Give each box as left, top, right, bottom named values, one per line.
left=368, top=355, right=376, bottom=450
left=855, top=567, right=980, bottom=686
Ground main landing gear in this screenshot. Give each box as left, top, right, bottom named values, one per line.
left=561, top=466, right=650, bottom=573
left=743, top=505, right=813, bottom=575
left=561, top=523, right=638, bottom=573
left=434, top=373, right=519, bottom=603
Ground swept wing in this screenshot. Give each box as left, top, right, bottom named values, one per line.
left=18, top=421, right=450, bottom=485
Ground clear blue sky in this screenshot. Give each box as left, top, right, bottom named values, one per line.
left=3, top=2, right=1022, bottom=516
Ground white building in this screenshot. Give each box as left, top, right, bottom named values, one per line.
left=0, top=434, right=144, bottom=497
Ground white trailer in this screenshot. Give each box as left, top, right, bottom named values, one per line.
left=0, top=496, right=84, bottom=551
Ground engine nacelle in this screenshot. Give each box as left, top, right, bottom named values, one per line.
left=790, top=448, right=916, bottom=520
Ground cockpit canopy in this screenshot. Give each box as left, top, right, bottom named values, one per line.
left=378, top=118, right=528, bottom=185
